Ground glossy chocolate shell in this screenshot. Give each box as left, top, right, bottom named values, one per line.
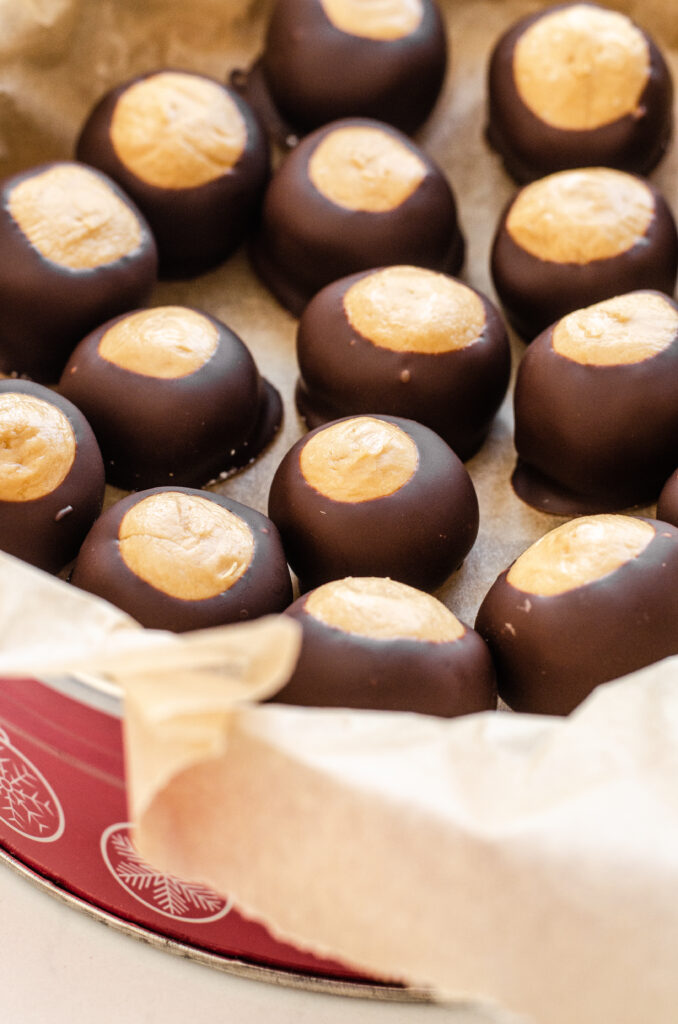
left=268, top=414, right=479, bottom=592
left=71, top=487, right=293, bottom=633
left=0, top=379, right=105, bottom=574
left=250, top=118, right=464, bottom=316
left=475, top=518, right=678, bottom=715
left=295, top=269, right=510, bottom=460
left=59, top=309, right=282, bottom=490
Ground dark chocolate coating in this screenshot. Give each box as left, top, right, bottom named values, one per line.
left=268, top=414, right=479, bottom=592
left=475, top=518, right=678, bottom=715
left=76, top=71, right=269, bottom=278
left=491, top=177, right=678, bottom=341
left=70, top=487, right=293, bottom=632
left=272, top=593, right=496, bottom=717
left=256, top=0, right=447, bottom=138
left=230, top=61, right=299, bottom=153
left=0, top=162, right=157, bottom=383
left=487, top=3, right=673, bottom=183
left=512, top=298, right=678, bottom=514
left=250, top=117, right=465, bottom=317
left=58, top=308, right=282, bottom=490
left=657, top=469, right=678, bottom=527
left=295, top=269, right=510, bottom=460
left=0, top=380, right=105, bottom=574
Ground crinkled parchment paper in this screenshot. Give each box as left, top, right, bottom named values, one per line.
left=1, top=1, right=678, bottom=1022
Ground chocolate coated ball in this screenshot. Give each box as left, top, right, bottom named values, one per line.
left=0, top=380, right=105, bottom=574
left=251, top=118, right=464, bottom=316
left=476, top=514, right=678, bottom=715
left=0, top=161, right=157, bottom=382
left=273, top=576, right=496, bottom=717
left=295, top=266, right=510, bottom=460
left=491, top=168, right=678, bottom=340
left=59, top=305, right=282, bottom=490
left=487, top=3, right=673, bottom=183
left=268, top=414, right=479, bottom=592
left=241, top=0, right=447, bottom=142
left=512, top=291, right=678, bottom=514
left=77, top=70, right=269, bottom=277
left=71, top=488, right=293, bottom=632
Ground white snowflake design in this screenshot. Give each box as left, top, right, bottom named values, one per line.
left=0, top=734, right=65, bottom=843
left=101, top=823, right=231, bottom=923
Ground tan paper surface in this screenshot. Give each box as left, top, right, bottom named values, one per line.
left=0, top=1, right=678, bottom=1022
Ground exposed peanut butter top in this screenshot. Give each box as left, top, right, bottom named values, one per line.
left=0, top=393, right=76, bottom=502
left=300, top=416, right=418, bottom=502
left=320, top=0, right=423, bottom=40
left=344, top=266, right=485, bottom=353
left=553, top=291, right=678, bottom=365
left=118, top=491, right=254, bottom=600
left=305, top=576, right=465, bottom=641
left=506, top=168, right=654, bottom=264
left=308, top=126, right=427, bottom=212
left=507, top=514, right=654, bottom=596
left=514, top=4, right=650, bottom=131
left=98, top=306, right=219, bottom=378
left=111, top=72, right=247, bottom=189
left=8, top=163, right=142, bottom=270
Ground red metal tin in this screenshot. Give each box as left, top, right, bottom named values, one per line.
left=0, top=674, right=421, bottom=998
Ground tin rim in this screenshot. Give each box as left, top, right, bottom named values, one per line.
left=0, top=843, right=433, bottom=1003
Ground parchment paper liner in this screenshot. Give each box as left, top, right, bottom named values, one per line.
left=0, top=553, right=676, bottom=1024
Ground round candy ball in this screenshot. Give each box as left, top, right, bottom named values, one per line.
left=273, top=576, right=496, bottom=717
left=295, top=265, right=510, bottom=460
left=0, top=161, right=157, bottom=382
left=59, top=305, right=282, bottom=490
left=487, top=2, right=673, bottom=183
left=512, top=290, right=678, bottom=515
left=475, top=514, right=678, bottom=716
left=76, top=70, right=269, bottom=277
left=491, top=167, right=678, bottom=340
left=268, top=414, right=479, bottom=592
left=249, top=0, right=447, bottom=140
left=71, top=488, right=293, bottom=632
left=251, top=117, right=464, bottom=316
left=0, top=380, right=105, bottom=574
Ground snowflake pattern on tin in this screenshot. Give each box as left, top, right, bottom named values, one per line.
left=101, top=823, right=232, bottom=923
left=0, top=729, right=65, bottom=842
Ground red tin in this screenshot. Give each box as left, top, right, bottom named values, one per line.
left=0, top=673, right=421, bottom=999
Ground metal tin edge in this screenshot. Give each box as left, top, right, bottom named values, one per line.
left=0, top=844, right=433, bottom=1003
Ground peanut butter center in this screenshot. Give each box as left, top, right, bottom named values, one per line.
left=300, top=416, right=418, bottom=502
left=507, top=514, right=654, bottom=596
left=110, top=72, right=247, bottom=190
left=98, top=306, right=219, bottom=378
left=320, top=0, right=422, bottom=40
left=306, top=576, right=465, bottom=641
left=553, top=291, right=678, bottom=365
left=308, top=126, right=427, bottom=212
left=0, top=393, right=76, bottom=501
left=506, top=168, right=654, bottom=264
left=344, top=266, right=485, bottom=353
left=8, top=164, right=142, bottom=270
left=514, top=4, right=650, bottom=131
left=118, top=491, right=254, bottom=601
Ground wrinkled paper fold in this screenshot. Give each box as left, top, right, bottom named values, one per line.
left=0, top=551, right=676, bottom=1024
left=125, top=655, right=678, bottom=1024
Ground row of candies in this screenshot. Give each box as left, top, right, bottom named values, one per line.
left=0, top=0, right=677, bottom=720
